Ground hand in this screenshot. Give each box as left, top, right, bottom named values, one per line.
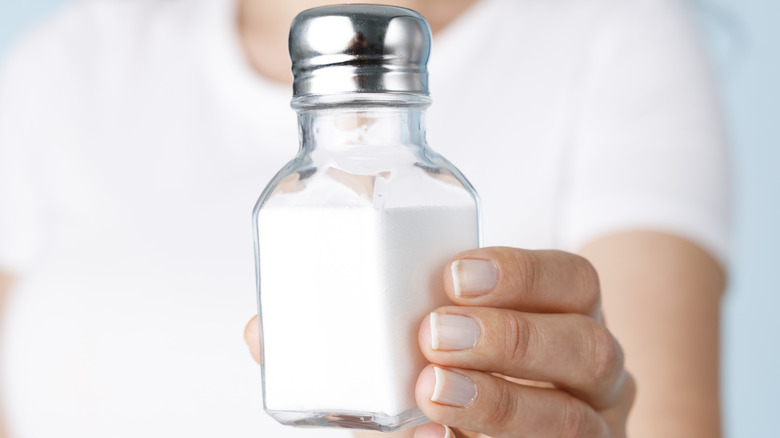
left=413, top=247, right=635, bottom=438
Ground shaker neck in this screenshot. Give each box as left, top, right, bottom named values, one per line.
left=296, top=101, right=429, bottom=153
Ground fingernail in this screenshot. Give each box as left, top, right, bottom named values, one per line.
left=443, top=425, right=455, bottom=438
left=432, top=367, right=478, bottom=407
left=451, top=259, right=497, bottom=297
left=430, top=312, right=480, bottom=351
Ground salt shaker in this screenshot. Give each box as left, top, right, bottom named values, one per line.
left=252, top=5, right=480, bottom=432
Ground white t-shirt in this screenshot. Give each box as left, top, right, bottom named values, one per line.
left=0, top=0, right=728, bottom=436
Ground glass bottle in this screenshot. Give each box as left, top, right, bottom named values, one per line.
left=252, top=5, right=481, bottom=432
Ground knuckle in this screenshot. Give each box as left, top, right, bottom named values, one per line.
left=572, top=255, right=601, bottom=311
left=558, top=396, right=588, bottom=438
left=622, top=371, right=638, bottom=410
left=506, top=249, right=538, bottom=296
left=502, top=312, right=533, bottom=364
left=587, top=322, right=624, bottom=384
left=486, top=381, right=518, bottom=428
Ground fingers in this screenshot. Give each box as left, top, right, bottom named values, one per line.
left=444, top=247, right=602, bottom=318
left=244, top=315, right=261, bottom=364
left=415, top=365, right=610, bottom=438
left=412, top=422, right=456, bottom=438
left=420, top=308, right=627, bottom=409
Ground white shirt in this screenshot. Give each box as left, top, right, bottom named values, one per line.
left=0, top=0, right=729, bottom=436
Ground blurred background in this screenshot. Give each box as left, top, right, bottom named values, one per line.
left=0, top=0, right=778, bottom=436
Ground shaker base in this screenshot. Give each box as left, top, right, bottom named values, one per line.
left=266, top=407, right=429, bottom=432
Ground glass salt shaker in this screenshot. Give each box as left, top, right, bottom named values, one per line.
left=252, top=5, right=481, bottom=432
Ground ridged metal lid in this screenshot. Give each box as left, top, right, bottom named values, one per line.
left=288, top=5, right=432, bottom=98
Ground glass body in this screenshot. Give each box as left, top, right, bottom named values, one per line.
left=252, top=95, right=480, bottom=432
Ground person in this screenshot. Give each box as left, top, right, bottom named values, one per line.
left=0, top=0, right=728, bottom=437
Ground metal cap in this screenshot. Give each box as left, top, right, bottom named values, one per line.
left=289, top=5, right=432, bottom=98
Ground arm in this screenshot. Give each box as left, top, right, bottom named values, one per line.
left=580, top=231, right=724, bottom=438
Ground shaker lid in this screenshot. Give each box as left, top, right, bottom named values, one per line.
left=288, top=5, right=432, bottom=98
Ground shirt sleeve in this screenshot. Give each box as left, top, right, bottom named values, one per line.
left=558, top=0, right=731, bottom=267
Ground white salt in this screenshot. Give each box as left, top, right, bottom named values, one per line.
left=258, top=204, right=478, bottom=416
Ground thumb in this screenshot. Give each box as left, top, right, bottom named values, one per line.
left=244, top=315, right=261, bottom=364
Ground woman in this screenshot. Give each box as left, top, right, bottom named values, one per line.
left=0, top=0, right=728, bottom=436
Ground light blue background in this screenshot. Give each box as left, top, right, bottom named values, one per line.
left=1, top=0, right=778, bottom=436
